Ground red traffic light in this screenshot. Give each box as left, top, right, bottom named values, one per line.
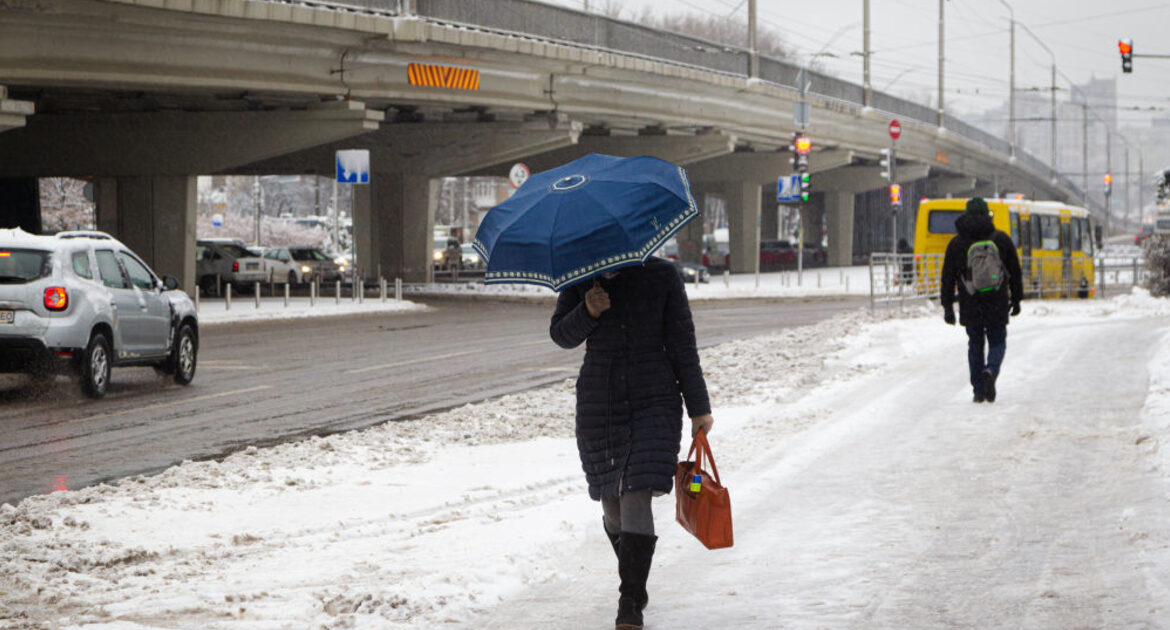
left=889, top=184, right=902, bottom=205
left=795, top=136, right=811, bottom=155
left=1118, top=40, right=1132, bottom=55
left=1104, top=173, right=1113, bottom=185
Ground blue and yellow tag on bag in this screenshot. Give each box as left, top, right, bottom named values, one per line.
left=689, top=474, right=702, bottom=493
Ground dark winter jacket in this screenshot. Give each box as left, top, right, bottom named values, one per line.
left=550, top=257, right=711, bottom=501
left=940, top=213, right=1023, bottom=327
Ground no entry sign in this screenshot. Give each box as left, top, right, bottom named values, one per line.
left=888, top=119, right=902, bottom=141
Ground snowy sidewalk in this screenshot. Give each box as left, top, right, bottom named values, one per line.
left=2, top=293, right=1169, bottom=629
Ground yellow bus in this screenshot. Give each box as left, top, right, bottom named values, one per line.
left=913, top=198, right=1095, bottom=299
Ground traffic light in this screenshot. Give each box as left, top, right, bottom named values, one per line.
left=789, top=131, right=811, bottom=171
left=1119, top=39, right=1133, bottom=73
left=880, top=147, right=896, bottom=182
left=889, top=184, right=903, bottom=208
left=800, top=172, right=811, bottom=202
left=1104, top=173, right=1113, bottom=196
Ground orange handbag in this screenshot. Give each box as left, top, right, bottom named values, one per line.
left=675, top=428, right=733, bottom=549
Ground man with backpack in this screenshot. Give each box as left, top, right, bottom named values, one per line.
left=940, top=197, right=1023, bottom=403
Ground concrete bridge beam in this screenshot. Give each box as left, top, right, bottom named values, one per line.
left=0, top=86, right=34, bottom=135
left=462, top=130, right=737, bottom=178
left=0, top=101, right=383, bottom=177
left=686, top=149, right=855, bottom=183
left=94, top=176, right=197, bottom=295
left=926, top=175, right=977, bottom=198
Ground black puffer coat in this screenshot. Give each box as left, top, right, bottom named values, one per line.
left=550, top=257, right=711, bottom=501
left=940, top=212, right=1023, bottom=327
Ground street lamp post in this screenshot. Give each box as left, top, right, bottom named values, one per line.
left=1017, top=23, right=1057, bottom=174
left=937, top=0, right=945, bottom=127
left=999, top=0, right=1016, bottom=157
left=863, top=0, right=872, bottom=107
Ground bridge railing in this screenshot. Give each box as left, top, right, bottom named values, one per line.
left=257, top=0, right=1086, bottom=205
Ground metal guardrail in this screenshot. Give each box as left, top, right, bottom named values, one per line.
left=868, top=252, right=1140, bottom=313
left=251, top=0, right=1086, bottom=207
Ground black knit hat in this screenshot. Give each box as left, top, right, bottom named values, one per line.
left=965, top=197, right=990, bottom=216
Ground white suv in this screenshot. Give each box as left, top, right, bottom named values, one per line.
left=0, top=228, right=199, bottom=398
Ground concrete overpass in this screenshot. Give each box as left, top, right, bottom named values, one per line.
left=0, top=0, right=1093, bottom=290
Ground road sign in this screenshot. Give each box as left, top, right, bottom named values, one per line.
left=336, top=150, right=370, bottom=184
left=509, top=162, right=530, bottom=189
left=794, top=101, right=811, bottom=128
left=777, top=175, right=803, bottom=203
left=211, top=213, right=223, bottom=227
left=888, top=119, right=902, bottom=141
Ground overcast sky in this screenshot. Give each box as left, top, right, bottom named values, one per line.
left=543, top=0, right=1170, bottom=128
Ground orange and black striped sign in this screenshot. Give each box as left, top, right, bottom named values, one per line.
left=407, top=63, right=480, bottom=91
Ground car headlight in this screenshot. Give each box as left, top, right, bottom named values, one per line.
left=468, top=254, right=480, bottom=264
left=338, top=265, right=347, bottom=273
left=433, top=251, right=444, bottom=261
left=301, top=265, right=311, bottom=273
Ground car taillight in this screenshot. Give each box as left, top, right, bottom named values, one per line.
left=44, top=286, right=68, bottom=311
left=232, top=261, right=239, bottom=272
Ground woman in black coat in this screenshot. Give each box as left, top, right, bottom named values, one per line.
left=550, top=256, right=714, bottom=630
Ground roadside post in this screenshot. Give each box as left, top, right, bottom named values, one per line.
left=395, top=277, right=402, bottom=301
left=284, top=282, right=290, bottom=308
left=225, top=283, right=232, bottom=311
left=254, top=282, right=260, bottom=309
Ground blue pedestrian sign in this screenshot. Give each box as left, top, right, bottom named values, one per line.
left=336, top=149, right=370, bottom=184
left=777, top=174, right=802, bottom=203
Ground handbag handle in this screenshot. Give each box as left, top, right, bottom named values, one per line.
left=685, top=428, right=722, bottom=487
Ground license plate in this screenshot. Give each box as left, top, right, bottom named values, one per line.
left=0, top=310, right=13, bottom=324
left=246, top=262, right=259, bottom=270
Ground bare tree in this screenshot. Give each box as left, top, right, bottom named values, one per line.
left=39, top=178, right=94, bottom=233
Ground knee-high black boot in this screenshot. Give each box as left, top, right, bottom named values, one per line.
left=615, top=532, right=656, bottom=630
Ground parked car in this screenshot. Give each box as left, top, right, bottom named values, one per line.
left=460, top=243, right=484, bottom=269
left=1135, top=224, right=1156, bottom=245
left=287, top=246, right=343, bottom=283
left=670, top=259, right=710, bottom=284
left=760, top=240, right=798, bottom=270
left=195, top=238, right=267, bottom=296
left=260, top=246, right=314, bottom=285
left=0, top=228, right=198, bottom=398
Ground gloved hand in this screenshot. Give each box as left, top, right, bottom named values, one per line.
left=1010, top=301, right=1021, bottom=317
left=943, top=307, right=955, bottom=326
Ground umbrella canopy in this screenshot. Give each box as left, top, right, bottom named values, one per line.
left=472, top=153, right=699, bottom=291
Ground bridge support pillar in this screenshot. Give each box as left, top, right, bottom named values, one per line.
left=0, top=178, right=41, bottom=233
left=824, top=192, right=855, bottom=268
left=724, top=180, right=762, bottom=275
left=94, top=176, right=197, bottom=295
left=353, top=173, right=438, bottom=285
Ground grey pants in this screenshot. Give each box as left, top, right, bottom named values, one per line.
left=601, top=489, right=655, bottom=536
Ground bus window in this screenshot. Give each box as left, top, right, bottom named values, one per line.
left=1080, top=219, right=1094, bottom=254
left=1071, top=219, right=1082, bottom=252
left=927, top=210, right=964, bottom=234
left=1039, top=216, right=1060, bottom=250
left=1030, top=216, right=1043, bottom=250
left=1010, top=213, right=1020, bottom=247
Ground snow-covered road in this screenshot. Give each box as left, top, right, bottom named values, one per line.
left=2, top=293, right=1169, bottom=629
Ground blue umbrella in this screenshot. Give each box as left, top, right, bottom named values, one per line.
left=472, top=153, right=700, bottom=291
